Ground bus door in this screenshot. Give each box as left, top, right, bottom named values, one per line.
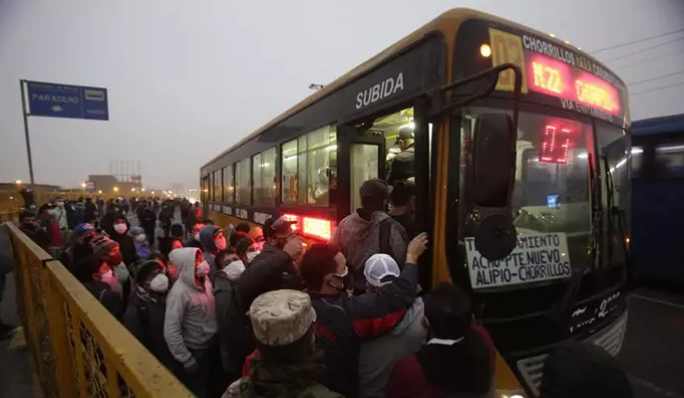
left=337, top=123, right=387, bottom=217
left=340, top=102, right=432, bottom=231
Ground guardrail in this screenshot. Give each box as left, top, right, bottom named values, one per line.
left=4, top=222, right=194, bottom=398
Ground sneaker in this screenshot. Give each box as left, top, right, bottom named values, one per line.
left=0, top=323, right=17, bottom=341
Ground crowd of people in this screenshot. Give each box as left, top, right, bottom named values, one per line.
left=5, top=181, right=634, bottom=398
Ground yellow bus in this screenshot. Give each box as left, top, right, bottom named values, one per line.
left=201, top=8, right=631, bottom=397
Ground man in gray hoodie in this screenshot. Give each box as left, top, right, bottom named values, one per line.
left=164, top=247, right=218, bottom=398
left=358, top=253, right=427, bottom=398
left=332, top=178, right=408, bottom=292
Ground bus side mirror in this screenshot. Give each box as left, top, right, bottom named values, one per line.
left=471, top=113, right=518, bottom=260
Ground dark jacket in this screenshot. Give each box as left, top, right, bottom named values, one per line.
left=309, top=264, right=419, bottom=398
left=123, top=289, right=176, bottom=371
left=184, top=238, right=203, bottom=250
left=58, top=242, right=92, bottom=273
left=83, top=280, right=123, bottom=320
left=238, top=244, right=302, bottom=309
left=19, top=225, right=51, bottom=250
left=104, top=221, right=139, bottom=267
left=199, top=225, right=219, bottom=284
left=139, top=208, right=157, bottom=230
left=387, top=146, right=415, bottom=185
left=214, top=272, right=254, bottom=375
left=85, top=200, right=97, bottom=221
left=386, top=326, right=494, bottom=398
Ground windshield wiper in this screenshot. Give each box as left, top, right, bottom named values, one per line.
left=603, top=154, right=635, bottom=289
left=551, top=154, right=601, bottom=328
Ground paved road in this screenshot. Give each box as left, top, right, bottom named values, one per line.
left=620, top=288, right=684, bottom=398
left=0, top=227, right=42, bottom=398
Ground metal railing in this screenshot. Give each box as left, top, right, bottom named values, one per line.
left=4, top=222, right=194, bottom=398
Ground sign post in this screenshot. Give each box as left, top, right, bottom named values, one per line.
left=19, top=79, right=109, bottom=185
left=20, top=80, right=35, bottom=185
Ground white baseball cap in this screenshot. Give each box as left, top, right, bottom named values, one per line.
left=364, top=253, right=400, bottom=287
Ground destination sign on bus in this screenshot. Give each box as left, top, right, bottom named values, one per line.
left=465, top=233, right=572, bottom=290
left=488, top=28, right=625, bottom=122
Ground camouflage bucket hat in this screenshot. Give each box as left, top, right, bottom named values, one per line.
left=249, top=289, right=317, bottom=346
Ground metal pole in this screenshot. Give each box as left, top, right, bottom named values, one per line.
left=20, top=79, right=35, bottom=185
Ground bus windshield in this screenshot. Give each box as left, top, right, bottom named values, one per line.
left=462, top=108, right=593, bottom=292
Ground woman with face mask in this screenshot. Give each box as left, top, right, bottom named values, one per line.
left=72, top=253, right=124, bottom=320
left=105, top=215, right=139, bottom=267
left=123, top=260, right=176, bottom=372
left=235, top=238, right=260, bottom=267
left=130, top=226, right=152, bottom=259
left=298, top=233, right=429, bottom=398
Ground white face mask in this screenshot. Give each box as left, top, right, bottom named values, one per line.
left=196, top=260, right=210, bottom=278
left=113, top=224, right=127, bottom=234
left=223, top=260, right=246, bottom=281
left=135, top=234, right=146, bottom=242
left=215, top=236, right=227, bottom=250
left=56, top=202, right=64, bottom=207
left=149, top=274, right=169, bottom=292
left=193, top=232, right=200, bottom=241
left=246, top=251, right=260, bottom=263
left=114, top=262, right=130, bottom=283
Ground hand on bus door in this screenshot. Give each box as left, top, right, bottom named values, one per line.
left=406, top=232, right=428, bottom=264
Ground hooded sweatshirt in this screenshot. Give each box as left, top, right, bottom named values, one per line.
left=164, top=248, right=218, bottom=368
left=358, top=298, right=426, bottom=398
left=199, top=225, right=218, bottom=283
left=332, top=211, right=408, bottom=290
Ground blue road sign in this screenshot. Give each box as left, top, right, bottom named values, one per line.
left=26, top=81, right=109, bottom=120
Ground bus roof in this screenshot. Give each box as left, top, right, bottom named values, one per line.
left=202, top=8, right=625, bottom=171
left=632, top=114, right=684, bottom=136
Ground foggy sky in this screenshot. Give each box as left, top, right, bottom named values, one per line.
left=1, top=0, right=683, bottom=189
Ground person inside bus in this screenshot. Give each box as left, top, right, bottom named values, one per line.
left=539, top=341, right=633, bottom=398
left=389, top=180, right=417, bottom=240
left=298, top=234, right=427, bottom=398
left=386, top=283, right=493, bottom=398
left=238, top=216, right=303, bottom=309
left=199, top=224, right=227, bottom=284
left=358, top=253, right=426, bottom=398
left=164, top=247, right=218, bottom=398
left=387, top=127, right=415, bottom=186
left=123, top=259, right=175, bottom=372
left=222, top=289, right=343, bottom=398
left=332, top=179, right=408, bottom=294
left=184, top=222, right=205, bottom=249
left=236, top=237, right=260, bottom=267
